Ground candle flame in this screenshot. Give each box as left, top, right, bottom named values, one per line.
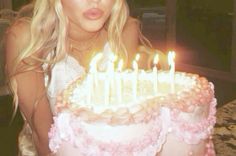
left=89, top=53, right=103, bottom=72
left=118, top=59, right=123, bottom=72
left=132, top=60, right=138, bottom=71
left=153, top=53, right=159, bottom=65
left=135, top=53, right=140, bottom=61
left=168, top=51, right=175, bottom=66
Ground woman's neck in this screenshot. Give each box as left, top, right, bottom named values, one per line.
left=68, top=21, right=101, bottom=42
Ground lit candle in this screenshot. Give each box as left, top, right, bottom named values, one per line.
left=168, top=51, right=176, bottom=93
left=135, top=53, right=140, bottom=62
left=90, top=53, right=103, bottom=86
left=104, top=66, right=110, bottom=105
left=104, top=53, right=116, bottom=105
left=87, top=53, right=103, bottom=104
left=116, top=59, right=123, bottom=103
left=132, top=60, right=138, bottom=100
left=86, top=74, right=93, bottom=104
left=111, top=55, right=118, bottom=90
left=153, top=53, right=159, bottom=95
left=118, top=59, right=124, bottom=71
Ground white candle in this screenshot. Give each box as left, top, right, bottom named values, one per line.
left=104, top=73, right=110, bottom=105
left=88, top=53, right=103, bottom=104
left=132, top=53, right=141, bottom=101
left=168, top=51, right=176, bottom=93
left=116, top=59, right=123, bottom=103
left=86, top=74, right=93, bottom=104
left=104, top=64, right=111, bottom=105
left=104, top=54, right=115, bottom=105
left=132, top=60, right=138, bottom=100
left=153, top=54, right=159, bottom=95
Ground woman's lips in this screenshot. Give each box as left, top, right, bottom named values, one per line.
left=83, top=8, right=104, bottom=20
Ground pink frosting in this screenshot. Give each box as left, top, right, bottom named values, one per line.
left=49, top=114, right=167, bottom=155
left=49, top=72, right=217, bottom=155
left=170, top=98, right=216, bottom=144
left=49, top=99, right=216, bottom=155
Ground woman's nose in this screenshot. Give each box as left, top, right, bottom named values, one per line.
left=90, top=0, right=101, bottom=3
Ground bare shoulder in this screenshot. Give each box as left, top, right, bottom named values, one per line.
left=8, top=17, right=31, bottom=34
left=122, top=17, right=140, bottom=62
left=5, top=18, right=31, bottom=70
left=5, top=17, right=31, bottom=51
left=6, top=17, right=31, bottom=51
left=123, top=16, right=140, bottom=36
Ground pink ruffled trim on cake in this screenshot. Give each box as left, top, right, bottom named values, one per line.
left=56, top=97, right=161, bottom=125
left=186, top=140, right=215, bottom=156
left=49, top=114, right=168, bottom=155
left=169, top=98, right=216, bottom=145
left=49, top=98, right=216, bottom=155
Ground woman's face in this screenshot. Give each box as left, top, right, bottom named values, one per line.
left=61, top=0, right=115, bottom=32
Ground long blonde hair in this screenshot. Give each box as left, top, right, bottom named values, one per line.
left=8, top=0, right=134, bottom=119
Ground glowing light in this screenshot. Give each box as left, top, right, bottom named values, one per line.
left=168, top=51, right=176, bottom=93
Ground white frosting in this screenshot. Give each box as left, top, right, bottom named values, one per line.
left=81, top=119, right=154, bottom=142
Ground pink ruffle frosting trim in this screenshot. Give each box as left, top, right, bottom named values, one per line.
left=49, top=114, right=167, bottom=155
left=170, top=98, right=216, bottom=144
left=49, top=99, right=216, bottom=155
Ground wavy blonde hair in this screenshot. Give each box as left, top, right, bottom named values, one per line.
left=8, top=0, right=138, bottom=119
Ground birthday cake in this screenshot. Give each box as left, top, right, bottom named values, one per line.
left=48, top=64, right=216, bottom=156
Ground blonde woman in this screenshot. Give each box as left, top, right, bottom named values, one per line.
left=5, top=0, right=144, bottom=155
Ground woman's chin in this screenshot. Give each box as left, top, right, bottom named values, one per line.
left=81, top=22, right=105, bottom=33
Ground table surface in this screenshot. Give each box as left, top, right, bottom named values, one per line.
left=213, top=99, right=236, bottom=156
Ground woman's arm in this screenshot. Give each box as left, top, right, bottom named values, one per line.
left=5, top=19, right=53, bottom=156
left=123, top=17, right=153, bottom=69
